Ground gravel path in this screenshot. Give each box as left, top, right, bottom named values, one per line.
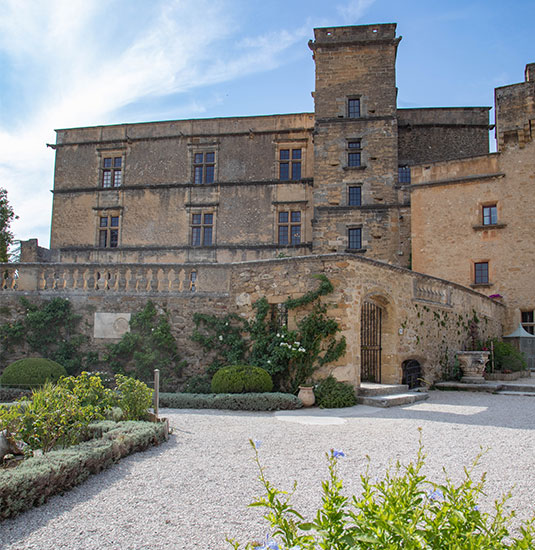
left=2, top=390, right=535, bottom=549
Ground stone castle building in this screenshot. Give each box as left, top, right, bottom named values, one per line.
left=4, top=24, right=534, bottom=387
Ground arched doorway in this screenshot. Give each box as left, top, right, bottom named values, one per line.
left=402, top=359, right=422, bottom=389
left=360, top=300, right=383, bottom=382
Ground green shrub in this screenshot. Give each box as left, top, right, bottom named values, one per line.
left=182, top=374, right=212, bottom=394
left=314, top=375, right=356, bottom=408
left=211, top=365, right=273, bottom=394
left=58, top=371, right=117, bottom=411
left=0, top=420, right=168, bottom=520
left=0, top=381, right=104, bottom=452
left=0, top=357, right=67, bottom=388
left=229, top=438, right=535, bottom=549
left=115, top=374, right=153, bottom=420
left=159, top=392, right=302, bottom=411
left=490, top=339, right=527, bottom=372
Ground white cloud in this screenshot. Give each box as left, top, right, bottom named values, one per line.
left=0, top=0, right=312, bottom=247
left=337, top=0, right=376, bottom=23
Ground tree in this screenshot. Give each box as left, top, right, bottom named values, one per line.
left=0, top=188, right=18, bottom=263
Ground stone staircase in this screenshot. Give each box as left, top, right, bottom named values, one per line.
left=356, top=383, right=429, bottom=408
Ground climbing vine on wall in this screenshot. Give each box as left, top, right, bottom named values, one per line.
left=191, top=274, right=346, bottom=393
left=0, top=297, right=96, bottom=375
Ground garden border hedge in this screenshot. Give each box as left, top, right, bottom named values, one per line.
left=159, top=392, right=302, bottom=411
left=0, top=420, right=168, bottom=520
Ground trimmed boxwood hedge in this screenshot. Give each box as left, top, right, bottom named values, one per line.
left=159, top=392, right=302, bottom=411
left=0, top=420, right=168, bottom=521
left=0, top=358, right=67, bottom=389
left=211, top=365, right=273, bottom=394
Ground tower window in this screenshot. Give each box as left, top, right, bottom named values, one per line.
left=348, top=98, right=361, bottom=118
left=102, top=157, right=122, bottom=188
left=191, top=213, right=214, bottom=246
left=482, top=205, right=498, bottom=226
left=348, top=186, right=362, bottom=206
left=348, top=228, right=362, bottom=250
left=278, top=211, right=301, bottom=244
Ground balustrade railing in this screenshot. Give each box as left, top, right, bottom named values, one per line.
left=1, top=264, right=201, bottom=294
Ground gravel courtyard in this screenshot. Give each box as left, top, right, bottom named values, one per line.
left=2, top=390, right=535, bottom=549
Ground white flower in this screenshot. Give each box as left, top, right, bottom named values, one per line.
left=218, top=335, right=223, bottom=341
left=267, top=360, right=271, bottom=364
left=276, top=333, right=280, bottom=337
left=298, top=347, right=306, bottom=353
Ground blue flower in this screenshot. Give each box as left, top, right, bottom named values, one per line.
left=473, top=505, right=480, bottom=512
left=254, top=534, right=279, bottom=550
left=331, top=449, right=345, bottom=458
left=427, top=489, right=444, bottom=502
left=253, top=439, right=263, bottom=449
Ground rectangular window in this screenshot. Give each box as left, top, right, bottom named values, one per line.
left=191, top=213, right=214, bottom=246
left=521, top=311, right=535, bottom=335
left=193, top=152, right=215, bottom=184
left=474, top=262, right=489, bottom=284
left=279, top=149, right=302, bottom=181
left=348, top=228, right=362, bottom=250
left=398, top=165, right=411, bottom=183
left=98, top=215, right=119, bottom=248
left=278, top=211, right=301, bottom=245
left=348, top=140, right=361, bottom=167
left=189, top=270, right=197, bottom=292
left=348, top=186, right=362, bottom=206
left=348, top=98, right=361, bottom=118
left=102, top=157, right=122, bottom=188
left=483, top=205, right=498, bottom=226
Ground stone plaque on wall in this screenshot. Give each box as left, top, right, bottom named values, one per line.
left=94, top=313, right=131, bottom=339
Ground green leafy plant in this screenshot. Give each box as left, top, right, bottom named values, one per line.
left=0, top=357, right=67, bottom=388
left=159, top=392, right=303, bottom=411
left=0, top=381, right=105, bottom=453
left=115, top=374, right=153, bottom=421
left=105, top=301, right=186, bottom=391
left=229, top=437, right=535, bottom=549
left=488, top=339, right=527, bottom=372
left=211, top=365, right=273, bottom=394
left=0, top=297, right=93, bottom=375
left=0, top=188, right=18, bottom=263
left=192, top=275, right=346, bottom=393
left=314, top=376, right=356, bottom=409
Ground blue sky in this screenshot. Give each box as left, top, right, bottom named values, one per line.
left=1, top=0, right=533, bottom=247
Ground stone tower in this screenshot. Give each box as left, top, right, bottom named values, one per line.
left=309, top=24, right=410, bottom=265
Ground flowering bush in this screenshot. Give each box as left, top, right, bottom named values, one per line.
left=229, top=437, right=534, bottom=549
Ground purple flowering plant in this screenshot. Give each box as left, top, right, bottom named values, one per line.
left=228, top=433, right=535, bottom=549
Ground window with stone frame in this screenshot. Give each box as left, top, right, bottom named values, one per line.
left=193, top=151, right=215, bottom=184
left=279, top=148, right=302, bottom=181
left=474, top=261, right=489, bottom=284
left=348, top=185, right=362, bottom=206
left=347, top=97, right=361, bottom=118
left=98, top=215, right=120, bottom=248
left=347, top=140, right=362, bottom=167
left=278, top=211, right=301, bottom=245
left=191, top=213, right=214, bottom=246
left=347, top=227, right=362, bottom=250
left=482, top=204, right=498, bottom=226
left=101, top=156, right=123, bottom=188
left=521, top=310, right=535, bottom=335
left=189, top=270, right=197, bottom=292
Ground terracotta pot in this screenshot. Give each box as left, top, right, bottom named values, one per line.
left=297, top=385, right=315, bottom=407
left=456, top=351, right=490, bottom=384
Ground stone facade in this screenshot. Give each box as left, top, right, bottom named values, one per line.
left=7, top=23, right=534, bottom=388
left=411, top=64, right=535, bottom=334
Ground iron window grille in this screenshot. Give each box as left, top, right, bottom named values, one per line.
left=398, top=165, right=411, bottom=183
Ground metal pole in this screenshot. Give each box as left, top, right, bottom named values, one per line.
left=153, top=369, right=160, bottom=419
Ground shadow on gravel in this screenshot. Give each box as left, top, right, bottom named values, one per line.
left=1, top=434, right=179, bottom=546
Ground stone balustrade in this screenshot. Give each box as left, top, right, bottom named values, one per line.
left=0, top=263, right=214, bottom=294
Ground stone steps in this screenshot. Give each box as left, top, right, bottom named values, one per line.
left=356, top=391, right=429, bottom=408
left=356, top=383, right=429, bottom=408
